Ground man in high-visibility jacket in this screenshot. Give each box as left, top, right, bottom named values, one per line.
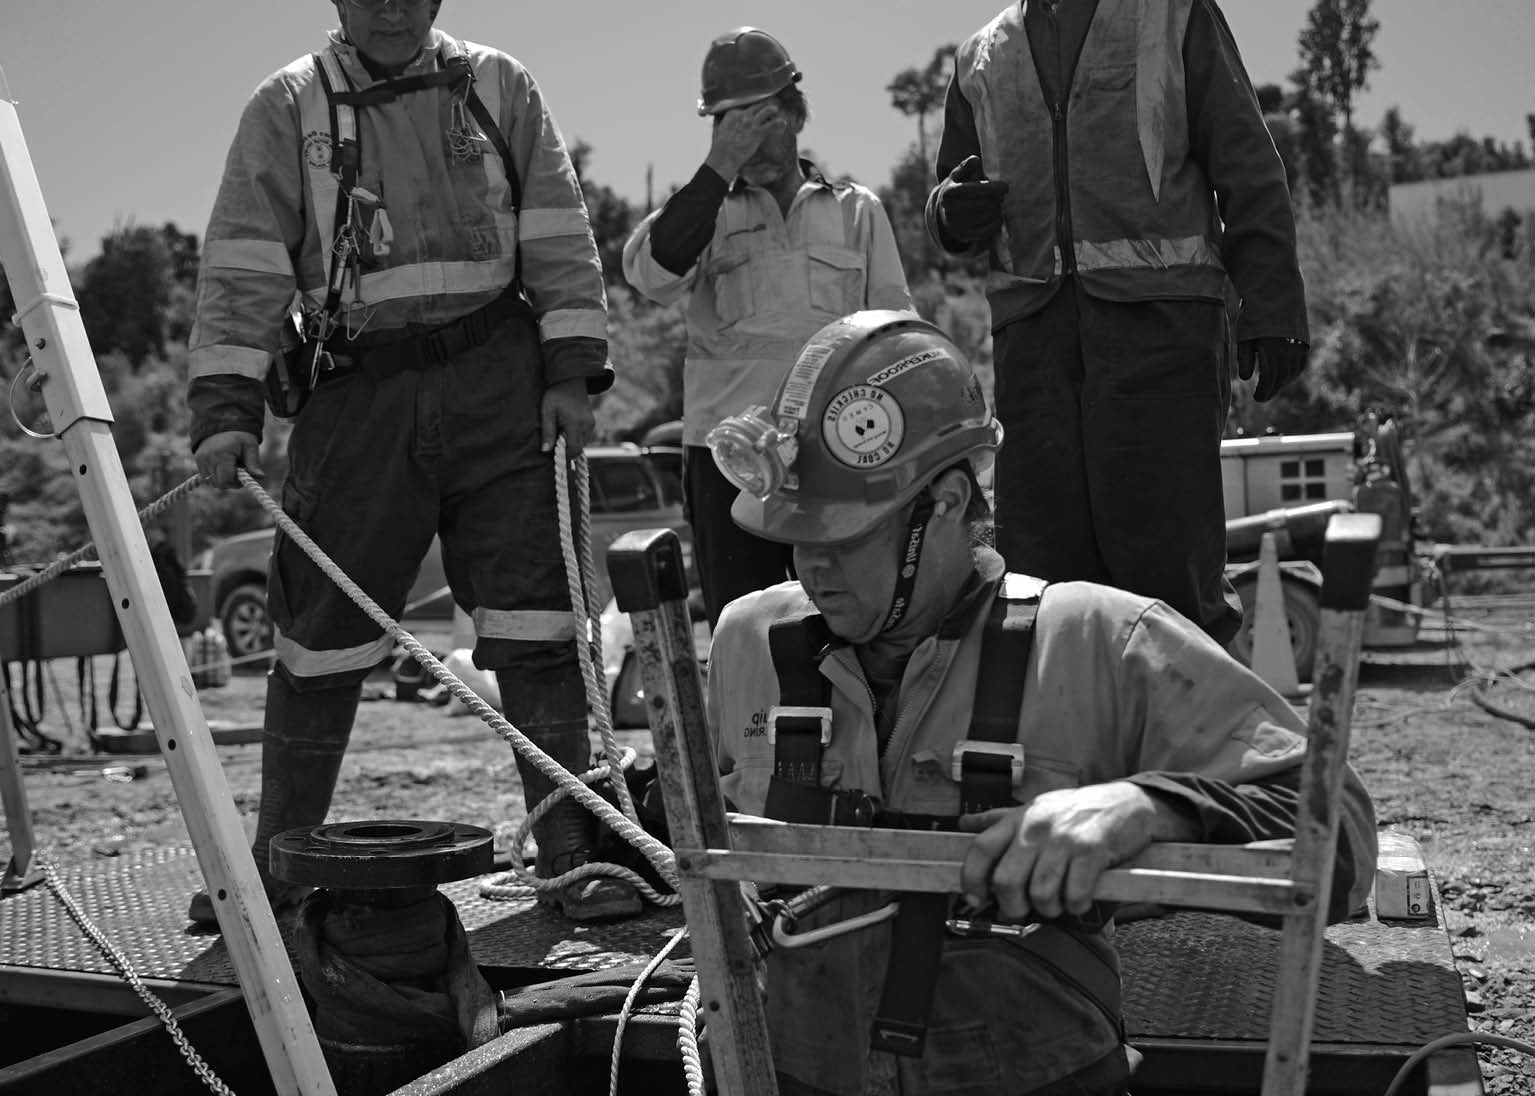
left=705, top=311, right=1375, bottom=1096
left=187, top=0, right=639, bottom=924
left=926, top=0, right=1310, bottom=647
left=623, top=27, right=914, bottom=627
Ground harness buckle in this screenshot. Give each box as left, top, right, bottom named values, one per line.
left=767, top=705, right=833, bottom=747
left=950, top=740, right=1025, bottom=792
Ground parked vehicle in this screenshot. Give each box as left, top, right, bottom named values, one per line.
left=198, top=443, right=693, bottom=665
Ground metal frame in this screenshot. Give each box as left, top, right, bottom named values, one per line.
left=0, top=658, right=42, bottom=892
left=0, top=68, right=334, bottom=1094
left=610, top=513, right=1383, bottom=1096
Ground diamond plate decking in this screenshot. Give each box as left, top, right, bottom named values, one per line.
left=0, top=844, right=1469, bottom=1052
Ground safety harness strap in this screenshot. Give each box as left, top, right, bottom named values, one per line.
left=763, top=614, right=835, bottom=822
left=955, top=595, right=1039, bottom=814
left=872, top=586, right=1042, bottom=1055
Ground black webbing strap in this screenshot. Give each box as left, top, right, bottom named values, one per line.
left=956, top=594, right=1040, bottom=815
left=324, top=286, right=534, bottom=376
left=327, top=63, right=467, bottom=106
left=762, top=615, right=834, bottom=822
left=873, top=586, right=1042, bottom=1058
left=871, top=893, right=950, bottom=1057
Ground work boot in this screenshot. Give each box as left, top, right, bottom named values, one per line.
left=499, top=664, right=641, bottom=923
left=187, top=673, right=360, bottom=926
left=516, top=744, right=643, bottom=923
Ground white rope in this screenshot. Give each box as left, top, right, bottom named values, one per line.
left=677, top=976, right=707, bottom=1096
left=233, top=469, right=682, bottom=905
left=607, top=926, right=690, bottom=1096
left=555, top=436, right=637, bottom=824
left=0, top=473, right=205, bottom=611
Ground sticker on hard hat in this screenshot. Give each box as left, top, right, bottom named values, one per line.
left=823, top=385, right=905, bottom=468
left=778, top=338, right=842, bottom=421
left=867, top=348, right=951, bottom=387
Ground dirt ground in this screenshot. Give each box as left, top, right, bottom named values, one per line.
left=6, top=601, right=1535, bottom=1093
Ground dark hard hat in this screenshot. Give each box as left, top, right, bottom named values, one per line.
left=698, top=27, right=801, bottom=116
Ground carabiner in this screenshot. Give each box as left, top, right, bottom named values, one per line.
left=771, top=899, right=900, bottom=950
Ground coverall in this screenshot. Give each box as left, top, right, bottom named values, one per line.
left=623, top=163, right=913, bottom=625
left=928, top=0, right=1308, bottom=645
left=187, top=29, right=614, bottom=912
left=708, top=549, right=1376, bottom=1095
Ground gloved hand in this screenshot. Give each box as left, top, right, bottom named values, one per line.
left=194, top=431, right=262, bottom=489
left=541, top=377, right=597, bottom=454
left=1237, top=337, right=1309, bottom=402
left=934, top=155, right=1010, bottom=247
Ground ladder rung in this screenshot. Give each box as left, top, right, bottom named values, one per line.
left=682, top=847, right=1312, bottom=917
left=727, top=818, right=1298, bottom=878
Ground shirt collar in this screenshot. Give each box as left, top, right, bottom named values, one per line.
left=327, top=27, right=442, bottom=85
left=728, top=159, right=833, bottom=196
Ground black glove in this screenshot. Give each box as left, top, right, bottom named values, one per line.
left=1237, top=337, right=1309, bottom=402
left=934, top=155, right=1010, bottom=247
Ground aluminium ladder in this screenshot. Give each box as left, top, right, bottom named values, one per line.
left=609, top=511, right=1382, bottom=1096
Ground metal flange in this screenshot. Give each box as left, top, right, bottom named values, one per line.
left=269, top=818, right=494, bottom=889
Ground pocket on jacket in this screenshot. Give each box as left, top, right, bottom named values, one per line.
left=807, top=245, right=868, bottom=315
left=706, top=252, right=755, bottom=327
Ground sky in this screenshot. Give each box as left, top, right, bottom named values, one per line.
left=2, top=0, right=1532, bottom=261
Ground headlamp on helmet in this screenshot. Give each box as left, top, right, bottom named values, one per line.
left=707, top=406, right=799, bottom=501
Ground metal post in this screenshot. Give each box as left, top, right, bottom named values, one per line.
left=0, top=646, right=43, bottom=892
left=0, top=68, right=335, bottom=1095
left=1261, top=512, right=1381, bottom=1096
left=609, top=529, right=779, bottom=1096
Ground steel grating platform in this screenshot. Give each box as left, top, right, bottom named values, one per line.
left=0, top=845, right=685, bottom=987
left=1117, top=908, right=1468, bottom=1045
left=0, top=846, right=1469, bottom=1051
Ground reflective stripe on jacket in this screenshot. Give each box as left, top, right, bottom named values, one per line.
left=953, top=0, right=1226, bottom=325
left=189, top=28, right=607, bottom=389
left=623, top=171, right=913, bottom=446
left=706, top=551, right=1377, bottom=1094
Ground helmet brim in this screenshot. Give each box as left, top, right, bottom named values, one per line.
left=730, top=490, right=893, bottom=547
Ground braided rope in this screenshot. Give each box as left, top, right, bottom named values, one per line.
left=677, top=975, right=707, bottom=1096
left=554, top=437, right=636, bottom=823
left=0, top=473, right=205, bottom=611
left=233, top=469, right=681, bottom=903
left=607, top=926, right=690, bottom=1096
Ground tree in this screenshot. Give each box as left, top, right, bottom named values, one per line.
left=1378, top=106, right=1421, bottom=183
left=76, top=223, right=177, bottom=369
left=1296, top=0, right=1380, bottom=206
left=569, top=140, right=638, bottom=288
left=886, top=45, right=956, bottom=172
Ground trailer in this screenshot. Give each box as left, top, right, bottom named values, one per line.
left=1221, top=422, right=1535, bottom=681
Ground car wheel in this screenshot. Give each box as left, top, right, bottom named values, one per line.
left=1227, top=575, right=1321, bottom=684
left=610, top=652, right=649, bottom=729
left=220, top=582, right=274, bottom=669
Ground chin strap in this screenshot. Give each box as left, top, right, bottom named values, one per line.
left=878, top=492, right=936, bottom=633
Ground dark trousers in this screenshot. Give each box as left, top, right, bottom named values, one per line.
left=683, top=445, right=795, bottom=627
left=270, top=312, right=582, bottom=691
left=992, top=281, right=1241, bottom=644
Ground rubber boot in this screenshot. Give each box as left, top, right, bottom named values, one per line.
left=187, top=674, right=360, bottom=926
left=500, top=668, right=641, bottom=924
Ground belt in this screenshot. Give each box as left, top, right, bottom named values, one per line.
left=324, top=287, right=533, bottom=377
